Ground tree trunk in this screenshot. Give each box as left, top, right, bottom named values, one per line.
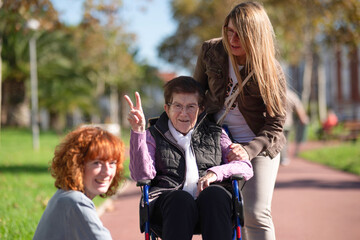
left=317, top=55, right=327, bottom=122
left=119, top=90, right=130, bottom=128
left=2, top=79, right=30, bottom=127
left=91, top=76, right=105, bottom=123
left=301, top=51, right=313, bottom=110
left=0, top=38, right=2, bottom=131
left=109, top=84, right=119, bottom=124
left=349, top=47, right=359, bottom=120
left=49, top=111, right=65, bottom=134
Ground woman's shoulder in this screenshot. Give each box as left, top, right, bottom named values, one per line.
left=202, top=37, right=224, bottom=51
left=204, top=37, right=223, bottom=45
left=199, top=38, right=228, bottom=64
left=55, top=189, right=94, bottom=209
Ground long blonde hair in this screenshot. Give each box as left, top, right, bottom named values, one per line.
left=222, top=1, right=286, bottom=117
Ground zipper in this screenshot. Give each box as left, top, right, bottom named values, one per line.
left=154, top=125, right=184, bottom=154
left=153, top=125, right=187, bottom=188
left=152, top=114, right=207, bottom=195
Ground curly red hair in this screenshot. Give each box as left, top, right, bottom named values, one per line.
left=51, top=126, right=125, bottom=197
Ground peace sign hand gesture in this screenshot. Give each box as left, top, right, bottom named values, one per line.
left=124, top=92, right=146, bottom=133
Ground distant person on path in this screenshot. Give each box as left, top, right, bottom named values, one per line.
left=318, top=109, right=338, bottom=140
left=280, top=88, right=309, bottom=165
left=33, top=126, right=125, bottom=240
left=124, top=76, right=253, bottom=240
left=193, top=2, right=286, bottom=239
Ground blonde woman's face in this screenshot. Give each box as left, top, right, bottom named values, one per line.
left=226, top=20, right=246, bottom=64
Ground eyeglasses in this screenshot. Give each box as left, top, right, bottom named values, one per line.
left=168, top=102, right=199, bottom=114
left=225, top=28, right=239, bottom=40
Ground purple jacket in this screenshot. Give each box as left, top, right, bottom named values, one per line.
left=129, top=129, right=253, bottom=182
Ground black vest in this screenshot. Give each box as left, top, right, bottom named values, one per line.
left=148, top=112, right=223, bottom=196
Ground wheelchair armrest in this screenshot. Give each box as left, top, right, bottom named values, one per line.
left=136, top=179, right=152, bottom=187
left=231, top=174, right=244, bottom=181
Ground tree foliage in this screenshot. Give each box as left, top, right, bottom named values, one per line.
left=0, top=0, right=62, bottom=126
left=80, top=0, right=141, bottom=91
left=320, top=0, right=360, bottom=49
left=158, top=0, right=360, bottom=70
left=158, top=0, right=235, bottom=71
left=36, top=29, right=94, bottom=115
left=1, top=0, right=163, bottom=129
left=265, top=0, right=360, bottom=64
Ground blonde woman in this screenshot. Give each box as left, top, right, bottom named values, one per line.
left=194, top=1, right=286, bottom=239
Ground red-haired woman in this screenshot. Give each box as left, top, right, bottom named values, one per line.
left=33, top=126, right=125, bottom=240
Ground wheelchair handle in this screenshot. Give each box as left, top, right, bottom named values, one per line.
left=137, top=179, right=152, bottom=187
left=231, top=174, right=244, bottom=181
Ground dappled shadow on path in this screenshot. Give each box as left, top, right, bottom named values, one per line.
left=275, top=179, right=360, bottom=190
left=0, top=164, right=49, bottom=174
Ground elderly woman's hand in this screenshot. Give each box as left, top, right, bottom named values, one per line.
left=197, top=171, right=217, bottom=195
left=227, top=143, right=249, bottom=161
left=124, top=92, right=146, bottom=133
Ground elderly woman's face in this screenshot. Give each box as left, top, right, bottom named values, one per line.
left=165, top=92, right=201, bottom=135
left=83, top=159, right=117, bottom=199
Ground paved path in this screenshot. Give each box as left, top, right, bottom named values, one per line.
left=100, top=141, right=360, bottom=240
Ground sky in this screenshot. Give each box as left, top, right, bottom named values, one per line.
left=50, top=0, right=184, bottom=74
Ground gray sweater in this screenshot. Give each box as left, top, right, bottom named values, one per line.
left=33, top=189, right=112, bottom=240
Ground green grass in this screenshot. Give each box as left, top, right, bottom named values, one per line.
left=293, top=121, right=360, bottom=176
left=0, top=128, right=61, bottom=239
left=299, top=141, right=360, bottom=176
left=0, top=128, right=130, bottom=239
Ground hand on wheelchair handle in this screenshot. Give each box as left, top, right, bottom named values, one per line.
left=197, top=171, right=217, bottom=195
left=227, top=143, right=249, bottom=162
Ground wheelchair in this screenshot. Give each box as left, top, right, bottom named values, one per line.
left=137, top=174, right=245, bottom=240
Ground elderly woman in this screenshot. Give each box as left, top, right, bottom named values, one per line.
left=33, top=126, right=125, bottom=240
left=124, top=76, right=253, bottom=240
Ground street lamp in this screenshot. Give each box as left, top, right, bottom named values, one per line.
left=27, top=19, right=40, bottom=150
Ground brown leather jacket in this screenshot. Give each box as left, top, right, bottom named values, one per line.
left=193, top=38, right=286, bottom=160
